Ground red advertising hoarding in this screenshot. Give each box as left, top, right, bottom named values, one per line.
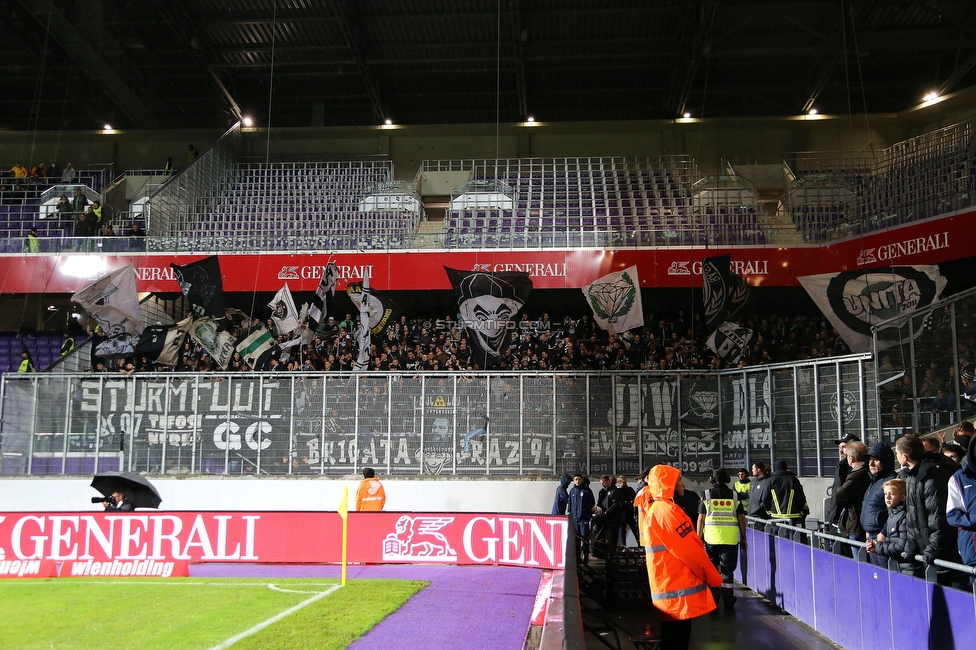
left=0, top=512, right=568, bottom=573
left=0, top=211, right=970, bottom=293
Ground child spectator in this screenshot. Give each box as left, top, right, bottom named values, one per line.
left=866, top=478, right=911, bottom=574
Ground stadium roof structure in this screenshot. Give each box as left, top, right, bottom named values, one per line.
left=2, top=0, right=976, bottom=131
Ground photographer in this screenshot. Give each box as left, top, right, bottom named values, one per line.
left=93, top=490, right=135, bottom=511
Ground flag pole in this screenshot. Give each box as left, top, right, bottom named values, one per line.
left=340, top=485, right=349, bottom=586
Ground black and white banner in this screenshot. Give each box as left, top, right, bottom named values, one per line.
left=171, top=256, right=225, bottom=319
left=445, top=267, right=533, bottom=369
left=346, top=282, right=401, bottom=335
left=706, top=321, right=754, bottom=365
left=308, top=261, right=339, bottom=326
left=702, top=254, right=750, bottom=334
left=798, top=265, right=947, bottom=352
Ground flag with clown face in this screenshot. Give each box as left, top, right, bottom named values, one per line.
left=445, top=267, right=533, bottom=369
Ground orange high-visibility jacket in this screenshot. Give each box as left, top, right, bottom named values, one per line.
left=644, top=465, right=723, bottom=621
left=356, top=478, right=386, bottom=511
left=634, top=484, right=654, bottom=546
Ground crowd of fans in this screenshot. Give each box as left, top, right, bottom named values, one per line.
left=94, top=304, right=857, bottom=375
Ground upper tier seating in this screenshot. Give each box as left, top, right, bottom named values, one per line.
left=153, top=161, right=421, bottom=251
left=439, top=157, right=765, bottom=248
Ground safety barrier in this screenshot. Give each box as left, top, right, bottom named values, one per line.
left=741, top=517, right=976, bottom=649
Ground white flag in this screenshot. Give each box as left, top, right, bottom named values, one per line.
left=269, top=284, right=300, bottom=335
left=582, top=265, right=644, bottom=334
left=71, top=265, right=144, bottom=338
left=353, top=278, right=372, bottom=371
left=187, top=317, right=236, bottom=369
left=236, top=326, right=275, bottom=369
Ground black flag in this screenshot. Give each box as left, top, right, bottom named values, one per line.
left=701, top=254, right=750, bottom=334
left=347, top=282, right=402, bottom=335
left=171, top=256, right=225, bottom=319
left=445, top=267, right=532, bottom=369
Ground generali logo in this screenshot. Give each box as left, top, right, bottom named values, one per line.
left=667, top=260, right=768, bottom=276
left=470, top=263, right=567, bottom=277
left=857, top=232, right=949, bottom=265
left=381, top=515, right=566, bottom=568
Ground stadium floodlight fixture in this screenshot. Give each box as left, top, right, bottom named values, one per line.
left=808, top=108, right=818, bottom=115
left=527, top=116, right=535, bottom=122
left=385, top=118, right=393, bottom=125
left=923, top=91, right=939, bottom=102
left=242, top=116, right=253, bottom=126
left=683, top=112, right=691, bottom=119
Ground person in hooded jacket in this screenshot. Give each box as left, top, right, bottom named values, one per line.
left=760, top=459, right=809, bottom=533
left=947, top=435, right=976, bottom=574
left=644, top=465, right=722, bottom=650
left=896, top=435, right=958, bottom=574
left=552, top=473, right=572, bottom=515
left=860, top=441, right=898, bottom=567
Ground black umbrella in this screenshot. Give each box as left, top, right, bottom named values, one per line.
left=90, top=472, right=162, bottom=509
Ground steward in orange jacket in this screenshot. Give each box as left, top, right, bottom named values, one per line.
left=355, top=467, right=386, bottom=511
left=644, top=465, right=723, bottom=647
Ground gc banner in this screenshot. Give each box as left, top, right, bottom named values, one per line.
left=0, top=511, right=567, bottom=572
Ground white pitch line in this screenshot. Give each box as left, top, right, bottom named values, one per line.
left=208, top=584, right=342, bottom=650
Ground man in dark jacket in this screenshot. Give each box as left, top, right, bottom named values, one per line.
left=826, top=433, right=860, bottom=528
left=552, top=473, right=572, bottom=515
left=568, top=474, right=596, bottom=564
left=761, top=459, right=809, bottom=532
left=747, top=461, right=771, bottom=523
left=861, top=441, right=898, bottom=566
left=947, top=435, right=976, bottom=570
left=896, top=435, right=958, bottom=574
left=591, top=475, right=618, bottom=551
left=832, top=441, right=871, bottom=556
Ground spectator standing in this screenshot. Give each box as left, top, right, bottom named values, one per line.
left=832, top=441, right=871, bottom=556
left=612, top=475, right=639, bottom=546
left=697, top=468, right=747, bottom=610
left=72, top=188, right=89, bottom=234
left=355, top=467, right=386, bottom=511
left=9, top=162, right=28, bottom=181
left=826, top=433, right=859, bottom=532
left=17, top=350, right=35, bottom=373
left=61, top=162, right=76, bottom=183
left=947, top=436, right=976, bottom=575
left=164, top=156, right=174, bottom=174
left=861, top=442, right=898, bottom=566
left=187, top=144, right=198, bottom=162
left=896, top=435, right=957, bottom=574
left=551, top=473, right=571, bottom=515
left=568, top=474, right=595, bottom=564
left=127, top=222, right=146, bottom=251
left=644, top=465, right=722, bottom=650
left=591, top=474, right=618, bottom=551
left=55, top=194, right=72, bottom=220
left=49, top=162, right=60, bottom=180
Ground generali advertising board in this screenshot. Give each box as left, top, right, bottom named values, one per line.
left=0, top=211, right=970, bottom=293
left=0, top=511, right=567, bottom=578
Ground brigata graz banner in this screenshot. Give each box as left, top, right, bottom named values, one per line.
left=1, top=211, right=971, bottom=293
left=0, top=511, right=568, bottom=572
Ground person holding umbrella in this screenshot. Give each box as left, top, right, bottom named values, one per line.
left=102, top=490, right=135, bottom=511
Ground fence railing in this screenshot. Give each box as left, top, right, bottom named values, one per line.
left=0, top=355, right=875, bottom=477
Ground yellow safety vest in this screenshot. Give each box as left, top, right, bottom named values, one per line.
left=733, top=480, right=750, bottom=503
left=702, top=489, right=740, bottom=545
left=18, top=358, right=31, bottom=373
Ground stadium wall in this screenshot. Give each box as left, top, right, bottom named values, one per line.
left=0, top=476, right=833, bottom=520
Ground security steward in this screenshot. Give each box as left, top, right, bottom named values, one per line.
left=761, top=459, right=809, bottom=535
left=644, top=465, right=722, bottom=650
left=733, top=468, right=751, bottom=509
left=697, top=468, right=747, bottom=610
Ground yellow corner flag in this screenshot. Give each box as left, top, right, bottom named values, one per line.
left=339, top=485, right=349, bottom=586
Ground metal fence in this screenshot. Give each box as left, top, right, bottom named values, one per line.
left=0, top=355, right=875, bottom=478
left=873, top=285, right=976, bottom=437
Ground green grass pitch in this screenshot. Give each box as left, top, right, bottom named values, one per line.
left=0, top=577, right=427, bottom=649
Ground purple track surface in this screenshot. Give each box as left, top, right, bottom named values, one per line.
left=191, top=563, right=543, bottom=650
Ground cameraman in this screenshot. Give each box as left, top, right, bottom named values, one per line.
left=100, top=491, right=135, bottom=511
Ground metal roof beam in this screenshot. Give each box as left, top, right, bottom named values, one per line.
left=663, top=0, right=717, bottom=118
left=17, top=0, right=160, bottom=128
left=328, top=0, right=386, bottom=123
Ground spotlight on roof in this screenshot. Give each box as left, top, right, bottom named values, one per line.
left=923, top=91, right=939, bottom=102
left=527, top=116, right=535, bottom=123
left=242, top=116, right=253, bottom=127
left=103, top=124, right=112, bottom=130
left=808, top=108, right=818, bottom=116
left=683, top=112, right=691, bottom=119
left=384, top=118, right=393, bottom=125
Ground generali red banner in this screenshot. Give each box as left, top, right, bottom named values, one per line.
left=0, top=512, right=567, bottom=572
left=0, top=211, right=971, bottom=293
